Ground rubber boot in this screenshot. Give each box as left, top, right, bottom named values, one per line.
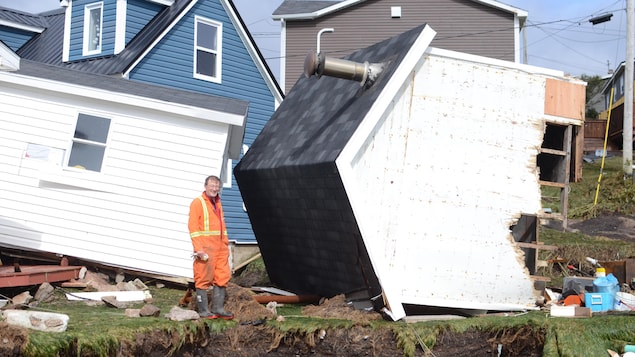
left=211, top=286, right=234, bottom=320
left=195, top=288, right=213, bottom=319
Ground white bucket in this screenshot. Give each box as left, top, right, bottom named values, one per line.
left=614, top=292, right=635, bottom=311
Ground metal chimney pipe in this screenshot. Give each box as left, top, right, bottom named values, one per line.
left=304, top=50, right=383, bottom=86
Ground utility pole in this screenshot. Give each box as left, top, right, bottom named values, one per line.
left=626, top=0, right=634, bottom=178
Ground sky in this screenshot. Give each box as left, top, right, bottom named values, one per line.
left=0, top=0, right=630, bottom=80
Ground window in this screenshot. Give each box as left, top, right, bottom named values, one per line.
left=83, top=2, right=103, bottom=55
left=68, top=113, right=111, bottom=172
left=194, top=16, right=222, bottom=82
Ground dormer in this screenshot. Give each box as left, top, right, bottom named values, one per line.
left=0, top=8, right=46, bottom=52
left=63, top=0, right=172, bottom=62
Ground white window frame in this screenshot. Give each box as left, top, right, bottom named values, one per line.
left=83, top=2, right=103, bottom=56
left=193, top=16, right=222, bottom=83
left=66, top=112, right=112, bottom=173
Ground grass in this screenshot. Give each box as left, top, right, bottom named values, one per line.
left=22, top=286, right=228, bottom=356
left=8, top=155, right=635, bottom=356
left=543, top=155, right=635, bottom=218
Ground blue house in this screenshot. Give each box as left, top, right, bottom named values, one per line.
left=0, top=0, right=282, bottom=280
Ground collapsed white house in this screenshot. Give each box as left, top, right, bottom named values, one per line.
left=234, top=24, right=585, bottom=320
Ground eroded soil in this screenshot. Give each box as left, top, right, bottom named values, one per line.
left=2, top=213, right=633, bottom=356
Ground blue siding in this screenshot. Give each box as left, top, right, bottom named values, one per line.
left=126, top=0, right=162, bottom=44
left=69, top=0, right=117, bottom=61
left=0, top=27, right=34, bottom=51
left=128, top=0, right=275, bottom=243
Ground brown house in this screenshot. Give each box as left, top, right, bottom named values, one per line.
left=273, top=0, right=528, bottom=93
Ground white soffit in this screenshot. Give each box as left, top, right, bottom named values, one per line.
left=0, top=42, right=19, bottom=71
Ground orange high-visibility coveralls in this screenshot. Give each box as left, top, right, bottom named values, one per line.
left=188, top=193, right=231, bottom=290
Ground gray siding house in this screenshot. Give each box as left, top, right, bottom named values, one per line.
left=272, top=0, right=527, bottom=93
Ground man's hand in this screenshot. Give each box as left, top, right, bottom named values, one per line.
left=193, top=251, right=209, bottom=261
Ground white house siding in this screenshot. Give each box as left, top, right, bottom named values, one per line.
left=339, top=49, right=554, bottom=319
left=0, top=85, right=231, bottom=279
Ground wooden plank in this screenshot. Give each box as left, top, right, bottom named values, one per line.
left=539, top=180, right=566, bottom=188
left=544, top=78, right=586, bottom=120
left=626, top=259, right=635, bottom=288
left=515, top=242, right=558, bottom=251
left=0, top=265, right=84, bottom=288
left=539, top=148, right=567, bottom=156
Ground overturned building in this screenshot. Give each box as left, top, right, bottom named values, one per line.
left=234, top=24, right=585, bottom=320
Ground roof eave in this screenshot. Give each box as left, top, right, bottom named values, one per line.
left=272, top=0, right=365, bottom=20
left=0, top=19, right=44, bottom=33
left=0, top=71, right=246, bottom=126
left=272, top=0, right=528, bottom=21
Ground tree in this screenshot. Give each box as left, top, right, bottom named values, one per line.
left=581, top=74, right=606, bottom=119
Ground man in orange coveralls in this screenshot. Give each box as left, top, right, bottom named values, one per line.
left=188, top=175, right=234, bottom=320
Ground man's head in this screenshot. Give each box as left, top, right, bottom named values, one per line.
left=204, top=175, right=221, bottom=198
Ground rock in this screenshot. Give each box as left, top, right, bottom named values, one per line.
left=132, top=278, right=148, bottom=291
left=101, top=296, right=130, bottom=309
left=2, top=310, right=69, bottom=332
left=11, top=291, right=32, bottom=306
left=165, top=306, right=199, bottom=321
left=78, top=266, right=87, bottom=279
left=125, top=309, right=141, bottom=318
left=139, top=304, right=160, bottom=317
left=116, top=281, right=138, bottom=291
left=34, top=283, right=55, bottom=303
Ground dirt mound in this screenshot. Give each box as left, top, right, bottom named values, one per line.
left=569, top=213, right=635, bottom=241
left=301, top=294, right=382, bottom=323
left=0, top=322, right=28, bottom=356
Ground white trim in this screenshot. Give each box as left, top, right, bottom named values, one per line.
left=193, top=16, right=222, bottom=84
left=0, top=42, right=20, bottom=71
left=123, top=0, right=198, bottom=77
left=425, top=46, right=573, bottom=79
left=221, top=0, right=284, bottom=103
left=272, top=0, right=362, bottom=20
left=145, top=0, right=174, bottom=6
left=513, top=15, right=521, bottom=63
left=0, top=71, right=245, bottom=126
left=0, top=20, right=44, bottom=33
left=336, top=24, right=437, bottom=321
left=114, top=0, right=127, bottom=54
left=272, top=0, right=527, bottom=20
left=62, top=0, right=72, bottom=62
left=279, top=19, right=286, bottom=95
left=82, top=2, right=104, bottom=56
left=475, top=0, right=527, bottom=18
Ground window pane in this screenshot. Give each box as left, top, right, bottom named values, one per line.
left=197, top=23, right=217, bottom=50
left=89, top=7, right=101, bottom=51
left=68, top=142, right=105, bottom=172
left=75, top=114, right=110, bottom=143
left=196, top=50, right=216, bottom=77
